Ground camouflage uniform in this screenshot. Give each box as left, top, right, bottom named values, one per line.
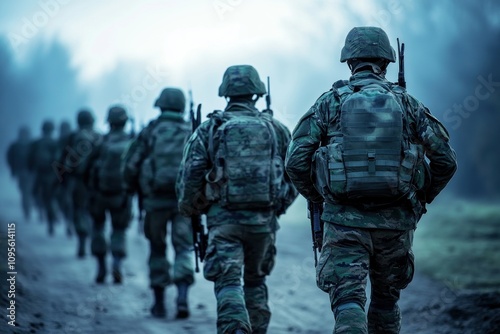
left=285, top=27, right=457, bottom=334
left=86, top=106, right=133, bottom=284
left=177, top=65, right=297, bottom=334
left=59, top=110, right=102, bottom=257
left=28, top=120, right=59, bottom=235
left=54, top=121, right=74, bottom=236
left=6, top=126, right=35, bottom=221
left=123, top=88, right=194, bottom=319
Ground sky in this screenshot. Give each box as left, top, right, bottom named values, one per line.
left=1, top=0, right=499, bottom=198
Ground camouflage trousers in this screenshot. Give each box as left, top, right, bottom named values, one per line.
left=69, top=178, right=92, bottom=238
left=89, top=193, right=131, bottom=258
left=144, top=209, right=194, bottom=288
left=316, top=223, right=414, bottom=334
left=15, top=170, right=34, bottom=220
left=33, top=172, right=58, bottom=233
left=54, top=182, right=74, bottom=234
left=203, top=224, right=276, bottom=334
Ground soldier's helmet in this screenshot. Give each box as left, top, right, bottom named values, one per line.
left=42, top=120, right=55, bottom=134
left=77, top=109, right=95, bottom=127
left=107, top=105, right=128, bottom=125
left=340, top=27, right=396, bottom=63
left=218, top=65, right=266, bottom=97
left=154, top=88, right=185, bottom=112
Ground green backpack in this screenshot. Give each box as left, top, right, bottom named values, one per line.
left=95, top=133, right=132, bottom=193
left=313, top=80, right=423, bottom=205
left=139, top=119, right=190, bottom=196
left=204, top=111, right=284, bottom=210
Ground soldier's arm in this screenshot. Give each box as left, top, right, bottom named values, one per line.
left=122, top=128, right=148, bottom=193
left=6, top=143, right=15, bottom=174
left=285, top=96, right=330, bottom=203
left=413, top=100, right=458, bottom=203
left=176, top=124, right=210, bottom=217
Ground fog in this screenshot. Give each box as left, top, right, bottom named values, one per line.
left=1, top=0, right=499, bottom=199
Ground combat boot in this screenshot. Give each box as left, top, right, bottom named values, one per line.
left=112, top=256, right=123, bottom=284
left=176, top=283, right=190, bottom=319
left=95, top=255, right=106, bottom=284
left=151, top=287, right=166, bottom=318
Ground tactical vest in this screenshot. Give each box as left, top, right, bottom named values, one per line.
left=313, top=80, right=422, bottom=206
left=139, top=119, right=190, bottom=196
left=204, top=110, right=284, bottom=210
left=94, top=132, right=132, bottom=194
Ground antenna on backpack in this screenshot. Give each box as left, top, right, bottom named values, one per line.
left=397, top=38, right=406, bottom=89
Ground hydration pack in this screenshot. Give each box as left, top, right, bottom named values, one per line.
left=313, top=80, right=422, bottom=205
left=95, top=133, right=132, bottom=193
left=205, top=111, right=284, bottom=210
left=139, top=119, right=190, bottom=195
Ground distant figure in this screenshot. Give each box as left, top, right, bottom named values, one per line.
left=6, top=126, right=35, bottom=220
left=85, top=106, right=134, bottom=284
left=285, top=26, right=458, bottom=333
left=123, top=88, right=194, bottom=319
left=60, top=109, right=102, bottom=257
left=55, top=120, right=74, bottom=236
left=28, top=120, right=59, bottom=235
left=177, top=65, right=297, bottom=334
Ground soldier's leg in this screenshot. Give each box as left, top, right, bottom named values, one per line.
left=109, top=195, right=132, bottom=284
left=72, top=179, right=91, bottom=257
left=41, top=179, right=58, bottom=236
left=318, top=223, right=371, bottom=334
left=368, top=230, right=414, bottom=334
left=18, top=171, right=33, bottom=221
left=144, top=209, right=170, bottom=317
left=204, top=225, right=251, bottom=334
left=171, top=212, right=194, bottom=318
left=89, top=197, right=107, bottom=283
left=243, top=230, right=274, bottom=334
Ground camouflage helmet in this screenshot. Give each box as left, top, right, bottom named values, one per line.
left=106, top=105, right=128, bottom=125
left=340, top=27, right=396, bottom=63
left=77, top=109, right=95, bottom=127
left=218, top=65, right=266, bottom=97
left=154, top=88, right=186, bottom=112
left=41, top=120, right=55, bottom=134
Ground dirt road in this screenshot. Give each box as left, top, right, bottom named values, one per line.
left=1, top=195, right=498, bottom=334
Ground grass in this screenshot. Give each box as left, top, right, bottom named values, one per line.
left=413, top=198, right=500, bottom=291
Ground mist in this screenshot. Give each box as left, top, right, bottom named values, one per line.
left=1, top=0, right=499, bottom=199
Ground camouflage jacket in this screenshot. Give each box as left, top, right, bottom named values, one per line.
left=28, top=135, right=59, bottom=174
left=84, top=128, right=134, bottom=196
left=176, top=100, right=297, bottom=231
left=285, top=71, right=457, bottom=230
left=122, top=111, right=189, bottom=211
left=7, top=139, right=32, bottom=175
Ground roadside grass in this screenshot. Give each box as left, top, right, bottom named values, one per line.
left=414, top=199, right=500, bottom=291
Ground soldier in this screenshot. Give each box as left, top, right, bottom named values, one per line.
left=85, top=106, right=133, bottom=284
left=55, top=120, right=74, bottom=236
left=285, top=27, right=458, bottom=334
left=28, top=120, right=59, bottom=235
left=60, top=109, right=102, bottom=257
left=6, top=126, right=34, bottom=221
left=176, top=65, right=297, bottom=334
left=123, top=88, right=194, bottom=319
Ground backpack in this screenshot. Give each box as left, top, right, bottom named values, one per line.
left=204, top=111, right=284, bottom=210
left=313, top=80, right=422, bottom=205
left=67, top=129, right=102, bottom=175
left=95, top=133, right=132, bottom=193
left=139, top=119, right=190, bottom=195
left=31, top=138, right=58, bottom=172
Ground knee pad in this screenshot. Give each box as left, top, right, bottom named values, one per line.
left=334, top=301, right=364, bottom=318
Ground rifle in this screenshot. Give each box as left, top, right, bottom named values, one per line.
left=308, top=200, right=324, bottom=267
left=397, top=38, right=406, bottom=89
left=262, top=76, right=273, bottom=116
left=189, top=91, right=208, bottom=272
